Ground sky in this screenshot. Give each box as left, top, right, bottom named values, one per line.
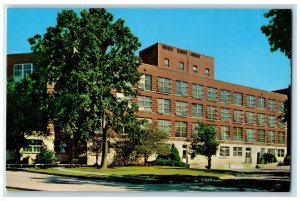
left=6, top=8, right=291, bottom=92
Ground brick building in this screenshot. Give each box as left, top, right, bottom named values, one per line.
left=6, top=42, right=288, bottom=169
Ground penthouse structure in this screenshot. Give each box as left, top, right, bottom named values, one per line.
left=6, top=43, right=288, bottom=169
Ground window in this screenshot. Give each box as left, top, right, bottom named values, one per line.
left=176, top=81, right=188, bottom=96
left=13, top=63, right=34, bottom=82
left=207, top=87, right=217, bottom=102
left=193, top=65, right=198, bottom=74
left=207, top=106, right=217, bottom=120
left=192, top=104, right=203, bottom=118
left=278, top=101, right=285, bottom=113
left=278, top=121, right=286, bottom=128
left=192, top=84, right=204, bottom=100
left=205, top=68, right=209, bottom=77
left=268, top=99, right=276, bottom=112
left=278, top=149, right=285, bottom=157
left=157, top=98, right=170, bottom=114
left=246, top=112, right=255, bottom=124
left=220, top=126, right=230, bottom=141
left=234, top=127, right=243, bottom=141
left=157, top=120, right=171, bottom=136
left=221, top=108, right=230, bottom=122
left=246, top=95, right=256, bottom=108
left=234, top=92, right=243, bottom=106
left=138, top=96, right=152, bottom=112
left=278, top=132, right=285, bottom=144
left=233, top=110, right=243, bottom=123
left=176, top=101, right=188, bottom=117
left=157, top=77, right=171, bottom=94
left=179, top=62, right=184, bottom=71
left=258, top=97, right=265, bottom=109
left=192, top=123, right=198, bottom=135
left=138, top=74, right=152, bottom=91
left=220, top=146, right=230, bottom=157
left=268, top=149, right=275, bottom=155
left=23, top=140, right=43, bottom=153
left=175, top=122, right=187, bottom=137
left=261, top=148, right=265, bottom=154
left=221, top=90, right=231, bottom=104
left=268, top=131, right=275, bottom=144
left=233, top=147, right=243, bottom=156
left=258, top=114, right=266, bottom=126
left=164, top=58, right=169, bottom=67
left=257, top=130, right=265, bottom=143
left=268, top=115, right=276, bottom=128
left=246, top=128, right=255, bottom=142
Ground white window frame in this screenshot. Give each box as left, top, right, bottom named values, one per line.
left=138, top=96, right=152, bottom=112
left=220, top=126, right=230, bottom=141
left=268, top=115, right=276, bottom=128
left=157, top=77, right=171, bottom=94
left=176, top=101, right=188, bottom=117
left=221, top=90, right=231, bottom=104
left=192, top=84, right=204, bottom=100
left=246, top=112, right=256, bottom=124
left=220, top=146, right=230, bottom=157
left=234, top=92, right=243, bottom=106
left=246, top=129, right=255, bottom=143
left=234, top=127, right=243, bottom=141
left=258, top=97, right=265, bottom=109
left=157, top=119, right=171, bottom=137
left=207, top=87, right=217, bottom=102
left=176, top=80, right=188, bottom=96
left=221, top=108, right=230, bottom=122
left=233, top=147, right=243, bottom=156
left=175, top=121, right=187, bottom=138
left=157, top=98, right=170, bottom=115
left=206, top=106, right=217, bottom=120
left=192, top=103, right=203, bottom=118
left=13, top=63, right=34, bottom=82
left=246, top=95, right=256, bottom=108
left=268, top=131, right=275, bottom=144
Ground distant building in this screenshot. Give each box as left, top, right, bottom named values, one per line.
left=6, top=43, right=288, bottom=169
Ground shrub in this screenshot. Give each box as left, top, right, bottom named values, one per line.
left=152, top=158, right=187, bottom=168
left=35, top=148, right=57, bottom=165
left=283, top=155, right=290, bottom=165
left=259, top=153, right=277, bottom=164
left=169, top=144, right=181, bottom=162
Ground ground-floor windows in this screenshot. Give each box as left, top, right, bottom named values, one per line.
left=23, top=140, right=43, bottom=153
left=233, top=147, right=243, bottom=156
left=175, top=121, right=187, bottom=138
left=219, top=146, right=230, bottom=157
left=268, top=148, right=275, bottom=155
left=278, top=149, right=285, bottom=157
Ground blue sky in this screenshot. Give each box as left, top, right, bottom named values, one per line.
left=7, top=8, right=291, bottom=92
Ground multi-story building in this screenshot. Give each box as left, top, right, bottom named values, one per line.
left=136, top=43, right=287, bottom=169
left=6, top=42, right=288, bottom=169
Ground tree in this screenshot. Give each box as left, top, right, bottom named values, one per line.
left=136, top=123, right=170, bottom=166
left=192, top=122, right=219, bottom=169
left=35, top=148, right=57, bottom=165
left=261, top=9, right=292, bottom=60
left=6, top=75, right=48, bottom=163
left=28, top=8, right=141, bottom=169
left=261, top=9, right=292, bottom=156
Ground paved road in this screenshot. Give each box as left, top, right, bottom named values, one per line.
left=6, top=167, right=290, bottom=192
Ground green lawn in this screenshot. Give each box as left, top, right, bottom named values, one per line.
left=21, top=166, right=235, bottom=180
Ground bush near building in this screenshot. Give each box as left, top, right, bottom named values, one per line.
left=258, top=153, right=277, bottom=164
left=35, top=148, right=57, bottom=165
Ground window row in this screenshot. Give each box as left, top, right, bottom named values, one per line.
left=163, top=58, right=210, bottom=76
left=138, top=75, right=285, bottom=113
left=156, top=119, right=286, bottom=145
left=219, top=146, right=285, bottom=158
left=13, top=63, right=35, bottom=82
left=138, top=96, right=286, bottom=128
left=216, top=126, right=285, bottom=144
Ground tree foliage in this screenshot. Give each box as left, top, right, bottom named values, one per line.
left=192, top=122, right=219, bottom=169
left=136, top=123, right=170, bottom=166
left=261, top=9, right=292, bottom=60
left=35, top=148, right=57, bottom=165
left=28, top=8, right=141, bottom=168
left=6, top=75, right=48, bottom=163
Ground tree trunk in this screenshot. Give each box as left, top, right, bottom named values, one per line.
left=100, top=126, right=108, bottom=169
left=144, top=154, right=148, bottom=166
left=207, top=156, right=212, bottom=169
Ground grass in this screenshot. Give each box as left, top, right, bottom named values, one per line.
left=18, top=166, right=235, bottom=183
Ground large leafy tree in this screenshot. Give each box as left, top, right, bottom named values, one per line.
left=261, top=9, right=292, bottom=156
left=6, top=75, right=49, bottom=163
left=192, top=122, right=219, bottom=170
left=261, top=9, right=292, bottom=60
left=28, top=8, right=141, bottom=169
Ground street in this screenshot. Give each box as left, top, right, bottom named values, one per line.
left=6, top=167, right=290, bottom=192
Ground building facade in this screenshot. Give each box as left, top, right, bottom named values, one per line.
left=135, top=43, right=287, bottom=169
left=6, top=43, right=288, bottom=169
